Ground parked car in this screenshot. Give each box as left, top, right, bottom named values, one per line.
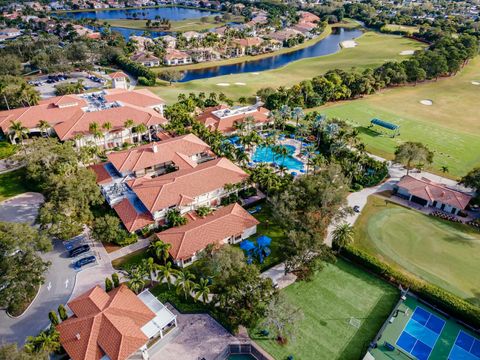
left=69, top=244, right=90, bottom=258
left=73, top=255, right=95, bottom=269
left=353, top=205, right=360, bottom=213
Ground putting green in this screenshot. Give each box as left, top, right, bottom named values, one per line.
left=314, top=57, right=480, bottom=178
left=354, top=196, right=480, bottom=304
left=149, top=31, right=424, bottom=103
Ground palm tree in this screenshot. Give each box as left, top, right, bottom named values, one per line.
left=37, top=120, right=51, bottom=138
left=9, top=120, right=28, bottom=147
left=134, top=123, right=148, bottom=143
left=124, top=119, right=135, bottom=144
left=440, top=166, right=449, bottom=174
left=291, top=107, right=305, bottom=127
left=175, top=269, right=196, bottom=300
left=25, top=329, right=61, bottom=355
left=149, top=240, right=172, bottom=264
left=193, top=278, right=211, bottom=303
left=102, top=121, right=112, bottom=148
left=157, top=262, right=178, bottom=289
left=141, top=257, right=160, bottom=287
left=332, top=223, right=355, bottom=252
left=127, top=266, right=147, bottom=294
left=88, top=122, right=102, bottom=145
left=0, top=80, right=10, bottom=110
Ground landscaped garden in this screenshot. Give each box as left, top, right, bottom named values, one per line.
left=354, top=195, right=480, bottom=304
left=251, top=259, right=399, bottom=360
left=314, top=57, right=480, bottom=178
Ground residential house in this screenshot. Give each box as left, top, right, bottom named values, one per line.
left=57, top=285, right=177, bottom=360
left=164, top=49, right=192, bottom=65
left=0, top=89, right=167, bottom=148
left=130, top=35, right=154, bottom=51
left=292, top=21, right=317, bottom=37
left=232, top=36, right=263, bottom=55
left=72, top=24, right=101, bottom=39
left=268, top=28, right=302, bottom=42
left=298, top=10, right=320, bottom=23
left=131, top=52, right=161, bottom=67
left=197, top=104, right=271, bottom=134
left=156, top=203, right=259, bottom=267
left=189, top=47, right=221, bottom=62
left=182, top=30, right=202, bottom=41
left=395, top=175, right=472, bottom=215
left=160, top=34, right=176, bottom=48
left=0, top=27, right=21, bottom=41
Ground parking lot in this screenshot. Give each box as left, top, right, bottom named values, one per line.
left=64, top=232, right=99, bottom=271
left=29, top=71, right=107, bottom=98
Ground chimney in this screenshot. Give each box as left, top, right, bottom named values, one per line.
left=75, top=333, right=81, bottom=340
left=152, top=144, right=158, bottom=153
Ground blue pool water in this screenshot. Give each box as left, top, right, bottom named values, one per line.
left=396, top=307, right=445, bottom=360
left=252, top=145, right=304, bottom=171
left=59, top=6, right=217, bottom=21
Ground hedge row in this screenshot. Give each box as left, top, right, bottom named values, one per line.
left=114, top=55, right=156, bottom=86
left=342, top=245, right=480, bottom=329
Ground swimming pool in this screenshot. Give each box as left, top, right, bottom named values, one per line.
left=252, top=145, right=304, bottom=171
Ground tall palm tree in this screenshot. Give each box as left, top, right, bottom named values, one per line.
left=332, top=223, right=355, bottom=252
left=127, top=266, right=147, bottom=294
left=25, top=329, right=61, bottom=355
left=134, top=123, right=148, bottom=143
left=175, top=269, right=196, bottom=300
left=157, top=261, right=178, bottom=289
left=102, top=121, right=112, bottom=148
left=149, top=240, right=172, bottom=264
left=9, top=120, right=28, bottom=147
left=88, top=122, right=102, bottom=145
left=193, top=278, right=211, bottom=303
left=440, top=166, right=449, bottom=174
left=37, top=120, right=51, bottom=138
left=124, top=119, right=135, bottom=144
left=141, top=257, right=160, bottom=287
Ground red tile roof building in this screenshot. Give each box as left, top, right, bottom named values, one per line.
left=395, top=175, right=472, bottom=214
left=156, top=203, right=259, bottom=267
left=197, top=104, right=271, bottom=134
left=56, top=285, right=155, bottom=360
left=0, top=89, right=166, bottom=148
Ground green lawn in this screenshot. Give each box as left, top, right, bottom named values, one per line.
left=111, top=248, right=149, bottom=269
left=354, top=195, right=480, bottom=305
left=312, top=57, right=480, bottom=178
left=0, top=168, right=32, bottom=201
left=105, top=15, right=244, bottom=32
left=252, top=259, right=399, bottom=360
left=149, top=31, right=424, bottom=103
left=383, top=24, right=419, bottom=33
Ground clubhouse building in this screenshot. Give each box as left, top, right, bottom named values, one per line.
left=0, top=88, right=166, bottom=148
left=90, top=133, right=259, bottom=266
left=395, top=175, right=472, bottom=215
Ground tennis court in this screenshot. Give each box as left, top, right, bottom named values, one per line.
left=396, top=307, right=445, bottom=360
left=449, top=331, right=480, bottom=360
left=367, top=295, right=480, bottom=360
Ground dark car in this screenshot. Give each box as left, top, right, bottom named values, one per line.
left=353, top=205, right=361, bottom=213
left=73, top=256, right=95, bottom=269
left=69, top=244, right=90, bottom=258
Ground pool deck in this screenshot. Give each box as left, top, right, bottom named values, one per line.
left=368, top=294, right=480, bottom=360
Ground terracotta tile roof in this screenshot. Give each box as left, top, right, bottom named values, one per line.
left=397, top=175, right=472, bottom=210
left=109, top=72, right=129, bottom=79
left=0, top=89, right=166, bottom=138
left=197, top=105, right=270, bottom=133
left=88, top=162, right=113, bottom=185
left=113, top=198, right=154, bottom=232
left=164, top=49, right=191, bottom=61
left=156, top=203, right=259, bottom=260
left=130, top=52, right=160, bottom=63
left=128, top=157, right=248, bottom=214
left=233, top=36, right=263, bottom=47
left=57, top=285, right=155, bottom=360
left=298, top=11, right=320, bottom=23
left=107, top=134, right=211, bottom=173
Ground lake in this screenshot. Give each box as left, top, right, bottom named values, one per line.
left=178, top=27, right=363, bottom=82
left=59, top=6, right=218, bottom=21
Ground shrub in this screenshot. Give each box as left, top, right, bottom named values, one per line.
left=58, top=304, right=68, bottom=321
left=342, top=246, right=480, bottom=328
left=112, top=273, right=120, bottom=288
left=48, top=310, right=59, bottom=326
left=105, top=277, right=113, bottom=292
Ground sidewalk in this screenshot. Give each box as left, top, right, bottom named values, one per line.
left=108, top=237, right=151, bottom=261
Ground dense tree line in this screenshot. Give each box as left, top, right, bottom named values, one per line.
left=114, top=55, right=157, bottom=86
left=260, top=34, right=478, bottom=110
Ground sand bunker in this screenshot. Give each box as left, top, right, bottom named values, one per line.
left=216, top=83, right=230, bottom=87
left=235, top=82, right=246, bottom=86
left=400, top=50, right=415, bottom=55
left=471, top=81, right=480, bottom=86
left=420, top=99, right=433, bottom=106
left=341, top=40, right=358, bottom=48
left=252, top=72, right=260, bottom=75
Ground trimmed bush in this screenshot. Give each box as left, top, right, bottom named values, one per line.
left=112, top=273, right=120, bottom=288
left=342, top=246, right=480, bottom=328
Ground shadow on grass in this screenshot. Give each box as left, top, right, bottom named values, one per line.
left=337, top=292, right=399, bottom=360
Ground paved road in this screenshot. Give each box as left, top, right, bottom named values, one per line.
left=0, top=193, right=76, bottom=345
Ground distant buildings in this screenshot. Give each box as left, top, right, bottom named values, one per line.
left=130, top=51, right=161, bottom=67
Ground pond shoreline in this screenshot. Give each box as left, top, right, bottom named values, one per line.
left=50, top=4, right=222, bottom=14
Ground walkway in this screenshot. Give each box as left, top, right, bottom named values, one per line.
left=108, top=237, right=151, bottom=261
